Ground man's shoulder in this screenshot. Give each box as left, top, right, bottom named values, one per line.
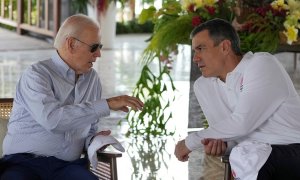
left=195, top=76, right=215, bottom=85
left=246, top=52, right=277, bottom=64
left=194, top=76, right=216, bottom=91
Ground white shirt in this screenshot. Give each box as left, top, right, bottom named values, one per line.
left=185, top=52, right=300, bottom=151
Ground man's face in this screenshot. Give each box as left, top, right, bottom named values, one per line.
left=192, top=30, right=227, bottom=80
left=71, top=27, right=102, bottom=75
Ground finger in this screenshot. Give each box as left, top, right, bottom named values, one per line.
left=101, top=130, right=111, bottom=136
left=120, top=106, right=129, bottom=112
left=211, top=140, right=217, bottom=156
left=182, top=155, right=189, bottom=162
left=126, top=97, right=144, bottom=110
left=96, top=130, right=111, bottom=136
left=201, top=138, right=209, bottom=145
left=130, top=96, right=144, bottom=107
left=216, top=140, right=222, bottom=155
left=205, top=140, right=213, bottom=154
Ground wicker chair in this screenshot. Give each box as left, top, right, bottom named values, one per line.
left=0, top=98, right=121, bottom=180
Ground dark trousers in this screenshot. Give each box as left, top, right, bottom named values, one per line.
left=257, top=144, right=300, bottom=180
left=0, top=153, right=98, bottom=180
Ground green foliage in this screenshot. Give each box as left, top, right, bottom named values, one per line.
left=125, top=65, right=176, bottom=137
left=138, top=7, right=157, bottom=24
left=141, top=14, right=193, bottom=64
left=239, top=10, right=284, bottom=53
left=116, top=20, right=154, bottom=34
left=71, top=0, right=88, bottom=14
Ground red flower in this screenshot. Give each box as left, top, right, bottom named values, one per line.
left=205, top=6, right=216, bottom=16
left=192, top=16, right=202, bottom=27
left=187, top=3, right=196, bottom=13
left=218, top=0, right=225, bottom=5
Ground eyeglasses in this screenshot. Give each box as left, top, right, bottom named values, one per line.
left=73, top=37, right=103, bottom=53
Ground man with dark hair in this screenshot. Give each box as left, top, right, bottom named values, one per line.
left=175, top=18, right=300, bottom=179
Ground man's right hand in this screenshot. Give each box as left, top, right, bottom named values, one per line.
left=201, top=138, right=227, bottom=156
left=107, top=95, right=144, bottom=112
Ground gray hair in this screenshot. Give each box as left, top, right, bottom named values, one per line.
left=53, top=14, right=100, bottom=49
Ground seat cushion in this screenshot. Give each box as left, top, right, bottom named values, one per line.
left=0, top=118, right=8, bottom=156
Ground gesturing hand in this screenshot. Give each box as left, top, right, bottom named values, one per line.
left=107, top=95, right=144, bottom=112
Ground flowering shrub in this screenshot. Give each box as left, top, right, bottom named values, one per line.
left=282, top=0, right=300, bottom=44
left=138, top=0, right=234, bottom=63
left=183, top=0, right=234, bottom=27
left=236, top=0, right=300, bottom=52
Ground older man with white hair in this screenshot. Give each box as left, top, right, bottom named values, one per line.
left=0, top=14, right=143, bottom=180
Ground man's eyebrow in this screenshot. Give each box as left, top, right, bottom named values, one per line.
left=195, top=44, right=206, bottom=49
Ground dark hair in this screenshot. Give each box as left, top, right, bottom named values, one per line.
left=190, top=18, right=242, bottom=56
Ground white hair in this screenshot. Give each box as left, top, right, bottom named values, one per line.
left=53, top=14, right=100, bottom=49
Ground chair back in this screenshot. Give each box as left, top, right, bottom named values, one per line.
left=0, top=98, right=13, bottom=156
left=0, top=98, right=13, bottom=119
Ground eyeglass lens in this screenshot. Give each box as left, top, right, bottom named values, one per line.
left=90, top=44, right=103, bottom=53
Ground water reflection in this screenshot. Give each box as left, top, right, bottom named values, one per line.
left=127, top=137, right=171, bottom=179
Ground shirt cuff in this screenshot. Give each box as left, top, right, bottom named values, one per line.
left=93, top=99, right=110, bottom=118
left=185, top=131, right=203, bottom=151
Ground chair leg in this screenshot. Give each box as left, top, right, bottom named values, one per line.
left=221, top=155, right=231, bottom=180
left=224, top=161, right=231, bottom=180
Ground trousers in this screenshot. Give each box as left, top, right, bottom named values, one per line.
left=257, top=143, right=300, bottom=180
left=0, top=153, right=98, bottom=180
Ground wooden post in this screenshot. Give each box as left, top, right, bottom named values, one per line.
left=17, top=0, right=24, bottom=35
left=53, top=0, right=61, bottom=36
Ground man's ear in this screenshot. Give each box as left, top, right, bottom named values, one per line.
left=66, top=37, right=76, bottom=53
left=221, top=39, right=231, bottom=55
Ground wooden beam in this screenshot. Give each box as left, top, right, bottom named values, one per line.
left=53, top=0, right=60, bottom=36
left=44, top=0, right=48, bottom=30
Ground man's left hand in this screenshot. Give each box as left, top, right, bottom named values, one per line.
left=174, top=140, right=191, bottom=162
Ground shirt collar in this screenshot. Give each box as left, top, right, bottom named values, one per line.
left=206, top=52, right=253, bottom=84
left=224, top=52, right=253, bottom=89
left=51, top=51, right=83, bottom=83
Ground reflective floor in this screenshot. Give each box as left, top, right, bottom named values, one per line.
left=1, top=28, right=300, bottom=180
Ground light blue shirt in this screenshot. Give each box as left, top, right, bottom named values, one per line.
left=2, top=51, right=110, bottom=161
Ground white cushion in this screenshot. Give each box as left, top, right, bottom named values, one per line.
left=0, top=118, right=8, bottom=156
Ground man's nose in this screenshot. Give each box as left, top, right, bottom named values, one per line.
left=193, top=53, right=200, bottom=63
left=93, top=49, right=101, bottom=58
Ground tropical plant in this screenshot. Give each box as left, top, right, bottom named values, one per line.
left=125, top=0, right=234, bottom=136
left=125, top=65, right=176, bottom=137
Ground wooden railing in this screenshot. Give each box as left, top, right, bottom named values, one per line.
left=0, top=0, right=61, bottom=38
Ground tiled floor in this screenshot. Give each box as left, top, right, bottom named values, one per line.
left=0, top=27, right=300, bottom=180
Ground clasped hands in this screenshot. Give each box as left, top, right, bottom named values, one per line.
left=174, top=138, right=227, bottom=162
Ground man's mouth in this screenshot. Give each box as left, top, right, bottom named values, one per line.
left=198, top=63, right=205, bottom=68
